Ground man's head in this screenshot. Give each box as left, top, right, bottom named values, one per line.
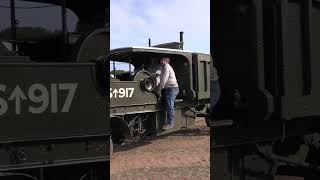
left=160, top=57, right=170, bottom=65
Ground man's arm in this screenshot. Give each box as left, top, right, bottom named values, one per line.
left=158, top=65, right=169, bottom=91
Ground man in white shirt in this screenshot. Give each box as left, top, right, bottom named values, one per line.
left=156, top=57, right=179, bottom=129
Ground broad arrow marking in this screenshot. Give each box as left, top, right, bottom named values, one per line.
left=8, top=85, right=27, bottom=114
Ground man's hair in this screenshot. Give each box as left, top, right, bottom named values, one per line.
left=160, top=57, right=170, bottom=63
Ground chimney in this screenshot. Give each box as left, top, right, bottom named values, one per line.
left=179, top=31, right=184, bottom=50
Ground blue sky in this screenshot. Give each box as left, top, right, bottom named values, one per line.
left=110, top=0, right=210, bottom=53
left=110, top=0, right=210, bottom=71
left=0, top=0, right=77, bottom=32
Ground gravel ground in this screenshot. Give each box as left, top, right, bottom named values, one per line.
left=110, top=118, right=305, bottom=180
left=110, top=118, right=210, bottom=180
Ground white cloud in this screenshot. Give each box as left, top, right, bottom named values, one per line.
left=111, top=0, right=210, bottom=53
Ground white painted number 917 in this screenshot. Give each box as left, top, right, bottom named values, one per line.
left=110, top=88, right=134, bottom=98
left=0, top=83, right=78, bottom=116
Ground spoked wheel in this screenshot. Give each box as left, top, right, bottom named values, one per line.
left=212, top=146, right=277, bottom=180
left=88, top=166, right=109, bottom=180
left=76, top=163, right=109, bottom=180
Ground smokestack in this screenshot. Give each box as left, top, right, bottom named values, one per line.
left=179, top=31, right=184, bottom=50
left=148, top=38, right=151, bottom=47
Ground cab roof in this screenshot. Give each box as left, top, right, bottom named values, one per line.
left=109, top=46, right=193, bottom=55
left=108, top=46, right=195, bottom=66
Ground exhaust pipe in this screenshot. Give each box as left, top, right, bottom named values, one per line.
left=179, top=31, right=184, bottom=50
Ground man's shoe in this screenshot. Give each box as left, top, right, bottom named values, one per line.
left=162, top=125, right=171, bottom=129
left=167, top=124, right=174, bottom=129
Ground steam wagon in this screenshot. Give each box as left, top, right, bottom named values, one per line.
left=109, top=44, right=211, bottom=144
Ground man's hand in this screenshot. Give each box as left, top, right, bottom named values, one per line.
left=155, top=90, right=162, bottom=98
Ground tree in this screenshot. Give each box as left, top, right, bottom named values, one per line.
left=110, top=70, right=128, bottom=75
left=0, top=27, right=61, bottom=41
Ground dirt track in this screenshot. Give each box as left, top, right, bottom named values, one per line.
left=110, top=118, right=210, bottom=180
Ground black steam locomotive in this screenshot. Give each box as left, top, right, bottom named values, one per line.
left=0, top=0, right=109, bottom=179
left=210, top=0, right=320, bottom=179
